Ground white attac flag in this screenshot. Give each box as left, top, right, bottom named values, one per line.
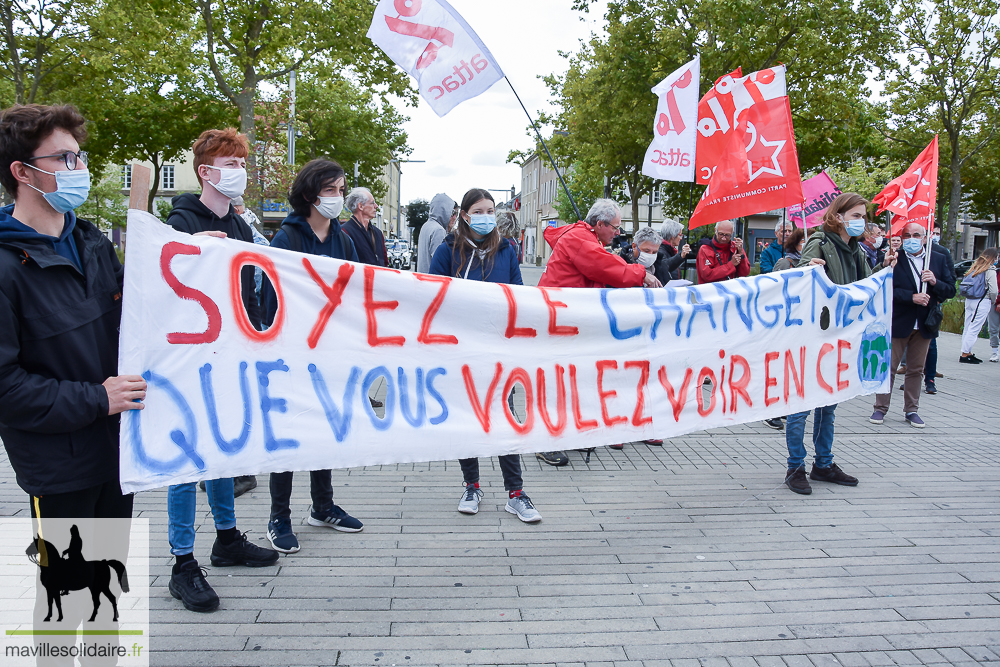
left=367, top=0, right=505, bottom=117
left=642, top=55, right=700, bottom=182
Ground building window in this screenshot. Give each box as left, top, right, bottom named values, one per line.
left=121, top=165, right=132, bottom=189
left=161, top=164, right=175, bottom=190
left=653, top=187, right=661, bottom=205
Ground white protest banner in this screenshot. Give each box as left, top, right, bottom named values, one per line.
left=642, top=55, right=700, bottom=182
left=366, top=0, right=504, bottom=117
left=119, top=210, right=894, bottom=493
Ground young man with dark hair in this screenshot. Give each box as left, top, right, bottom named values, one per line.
left=164, top=128, right=278, bottom=613
left=260, top=158, right=363, bottom=554
left=0, top=103, right=144, bottom=519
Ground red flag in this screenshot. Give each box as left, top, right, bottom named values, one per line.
left=695, top=68, right=741, bottom=184
left=689, top=96, right=804, bottom=229
left=872, top=136, right=939, bottom=235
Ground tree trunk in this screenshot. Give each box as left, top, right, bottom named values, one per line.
left=946, top=131, right=962, bottom=255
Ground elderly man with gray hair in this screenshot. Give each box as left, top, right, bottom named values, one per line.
left=534, top=199, right=661, bottom=467
left=539, top=198, right=662, bottom=289
left=342, top=186, right=387, bottom=267
left=654, top=219, right=692, bottom=284
left=758, top=219, right=794, bottom=273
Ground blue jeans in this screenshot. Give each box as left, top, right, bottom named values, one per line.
left=785, top=404, right=837, bottom=470
left=167, top=479, right=236, bottom=556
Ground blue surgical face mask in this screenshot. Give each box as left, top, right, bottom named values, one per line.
left=468, top=213, right=496, bottom=235
left=902, top=238, right=923, bottom=254
left=844, top=217, right=867, bottom=237
left=25, top=164, right=91, bottom=213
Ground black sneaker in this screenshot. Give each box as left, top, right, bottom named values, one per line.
left=785, top=466, right=812, bottom=495
left=809, top=462, right=858, bottom=486
left=169, top=560, right=220, bottom=612
left=233, top=475, right=257, bottom=498
left=536, top=451, right=568, bottom=467
left=764, top=417, right=784, bottom=430
left=210, top=532, right=279, bottom=567
left=959, top=355, right=983, bottom=364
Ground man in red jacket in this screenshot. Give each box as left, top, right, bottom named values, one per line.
left=539, top=199, right=661, bottom=290
left=696, top=219, right=750, bottom=284
left=535, top=199, right=661, bottom=466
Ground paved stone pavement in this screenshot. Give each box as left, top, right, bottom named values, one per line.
left=1, top=298, right=998, bottom=665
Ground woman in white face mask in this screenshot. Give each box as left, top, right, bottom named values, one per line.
left=630, top=226, right=662, bottom=276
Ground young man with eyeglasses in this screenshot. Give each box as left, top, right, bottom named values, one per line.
left=0, top=104, right=145, bottom=519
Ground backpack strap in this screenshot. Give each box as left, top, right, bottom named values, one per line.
left=279, top=223, right=302, bottom=253
left=339, top=229, right=356, bottom=261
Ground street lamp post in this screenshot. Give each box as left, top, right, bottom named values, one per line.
left=389, top=158, right=425, bottom=239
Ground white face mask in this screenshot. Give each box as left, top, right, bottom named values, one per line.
left=204, top=165, right=247, bottom=198
left=872, top=236, right=884, bottom=249
left=638, top=251, right=657, bottom=268
left=315, top=196, right=344, bottom=220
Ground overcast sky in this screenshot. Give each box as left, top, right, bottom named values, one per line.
left=385, top=0, right=609, bottom=212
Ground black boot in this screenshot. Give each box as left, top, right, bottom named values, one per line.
left=785, top=466, right=812, bottom=495
left=169, top=560, right=220, bottom=612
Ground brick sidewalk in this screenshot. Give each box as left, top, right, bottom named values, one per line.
left=1, top=332, right=998, bottom=666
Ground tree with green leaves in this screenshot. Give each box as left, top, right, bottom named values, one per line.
left=883, top=0, right=1000, bottom=250
left=0, top=0, right=86, bottom=105
left=77, top=167, right=126, bottom=231
left=406, top=197, right=429, bottom=248
left=537, top=0, right=895, bottom=229
left=194, top=0, right=411, bottom=148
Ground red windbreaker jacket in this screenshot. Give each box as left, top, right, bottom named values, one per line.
left=538, top=222, right=646, bottom=289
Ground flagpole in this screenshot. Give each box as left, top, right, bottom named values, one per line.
left=505, top=77, right=582, bottom=222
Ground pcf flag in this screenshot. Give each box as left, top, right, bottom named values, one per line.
left=689, top=96, right=804, bottom=229
left=873, top=136, right=939, bottom=235
left=367, top=0, right=504, bottom=117
left=788, top=171, right=842, bottom=228
left=695, top=66, right=786, bottom=184
left=642, top=56, right=700, bottom=182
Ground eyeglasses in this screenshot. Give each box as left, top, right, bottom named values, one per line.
left=716, top=232, right=733, bottom=239
left=26, top=151, right=88, bottom=170
left=603, top=222, right=621, bottom=232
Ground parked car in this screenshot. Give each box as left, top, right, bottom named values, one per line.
left=954, top=259, right=974, bottom=279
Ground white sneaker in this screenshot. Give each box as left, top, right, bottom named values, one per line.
left=457, top=484, right=483, bottom=514
left=505, top=492, right=542, bottom=523
left=990, top=349, right=998, bottom=362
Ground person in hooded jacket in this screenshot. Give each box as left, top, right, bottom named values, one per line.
left=163, top=128, right=279, bottom=615
left=782, top=192, right=897, bottom=496
left=259, top=159, right=364, bottom=555
left=417, top=192, right=456, bottom=273
left=429, top=188, right=542, bottom=524
left=0, top=104, right=144, bottom=520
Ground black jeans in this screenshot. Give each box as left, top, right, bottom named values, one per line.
left=924, top=338, right=938, bottom=386
left=459, top=455, right=523, bottom=491
left=29, top=479, right=133, bottom=519
left=269, top=470, right=333, bottom=522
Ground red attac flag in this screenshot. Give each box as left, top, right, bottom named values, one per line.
left=872, top=136, right=939, bottom=236
left=689, top=96, right=804, bottom=229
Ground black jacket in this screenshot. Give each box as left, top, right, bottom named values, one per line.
left=654, top=242, right=685, bottom=284
left=166, top=193, right=261, bottom=329
left=343, top=215, right=387, bottom=267
left=891, top=249, right=956, bottom=339
left=0, top=206, right=123, bottom=495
